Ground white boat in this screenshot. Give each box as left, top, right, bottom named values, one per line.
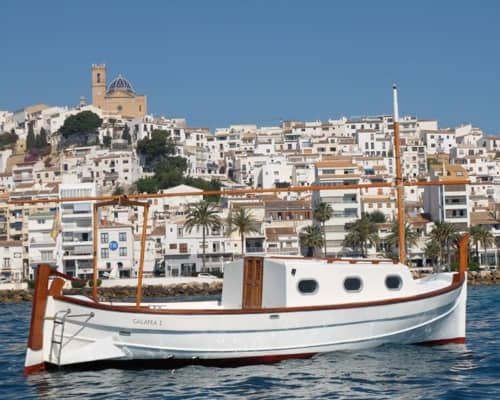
left=23, top=86, right=470, bottom=374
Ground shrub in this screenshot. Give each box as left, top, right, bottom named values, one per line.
left=71, top=280, right=87, bottom=289
left=88, top=278, right=102, bottom=287
left=469, top=261, right=479, bottom=271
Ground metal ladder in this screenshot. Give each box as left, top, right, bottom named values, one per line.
left=48, top=309, right=95, bottom=366
left=49, top=309, right=71, bottom=365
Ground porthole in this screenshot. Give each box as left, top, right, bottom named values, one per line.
left=385, top=275, right=403, bottom=290
left=344, top=277, right=362, bottom=292
left=298, top=279, right=318, bottom=294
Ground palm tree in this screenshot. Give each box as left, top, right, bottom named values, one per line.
left=387, top=220, right=419, bottom=260
left=475, top=226, right=494, bottom=265
left=429, top=221, right=459, bottom=271
left=424, top=240, right=440, bottom=272
left=314, top=202, right=333, bottom=257
left=184, top=201, right=221, bottom=271
left=469, top=225, right=482, bottom=263
left=227, top=208, right=260, bottom=256
left=343, top=215, right=379, bottom=258
left=299, top=225, right=324, bottom=257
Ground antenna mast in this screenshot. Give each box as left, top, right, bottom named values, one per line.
left=393, top=84, right=406, bottom=264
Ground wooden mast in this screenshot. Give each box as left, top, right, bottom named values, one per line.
left=393, top=84, right=406, bottom=264
left=92, top=203, right=99, bottom=300
left=91, top=196, right=149, bottom=305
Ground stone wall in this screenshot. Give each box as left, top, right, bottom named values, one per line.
left=1, top=272, right=498, bottom=303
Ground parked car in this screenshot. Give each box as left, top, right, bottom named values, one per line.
left=197, top=273, right=217, bottom=279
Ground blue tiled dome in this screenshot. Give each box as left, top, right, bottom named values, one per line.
left=107, top=74, right=135, bottom=94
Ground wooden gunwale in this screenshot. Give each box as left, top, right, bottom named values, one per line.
left=52, top=274, right=465, bottom=316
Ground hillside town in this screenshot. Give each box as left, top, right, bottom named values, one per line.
left=0, top=64, right=499, bottom=282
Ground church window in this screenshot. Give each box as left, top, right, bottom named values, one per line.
left=97, top=73, right=101, bottom=83
left=117, top=105, right=123, bottom=112
left=139, top=105, right=142, bottom=112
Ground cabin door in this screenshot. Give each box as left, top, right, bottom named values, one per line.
left=242, top=257, right=264, bottom=309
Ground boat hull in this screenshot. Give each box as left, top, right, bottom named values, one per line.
left=27, top=279, right=466, bottom=371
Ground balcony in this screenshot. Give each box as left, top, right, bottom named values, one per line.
left=104, top=172, right=119, bottom=181
left=266, top=248, right=299, bottom=255
left=30, top=237, right=55, bottom=246
left=30, top=258, right=57, bottom=266
left=246, top=246, right=265, bottom=253
left=62, top=234, right=92, bottom=243
left=331, top=211, right=358, bottom=219
left=61, top=222, right=92, bottom=230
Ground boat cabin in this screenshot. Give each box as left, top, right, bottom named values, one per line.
left=221, top=257, right=449, bottom=309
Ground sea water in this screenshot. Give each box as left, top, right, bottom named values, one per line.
left=0, top=286, right=498, bottom=399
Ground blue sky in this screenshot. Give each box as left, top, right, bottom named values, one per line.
left=1, top=0, right=499, bottom=132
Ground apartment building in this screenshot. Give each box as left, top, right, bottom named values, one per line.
left=313, top=160, right=362, bottom=256
left=59, top=182, right=96, bottom=278
left=28, top=210, right=57, bottom=278
left=423, top=164, right=470, bottom=231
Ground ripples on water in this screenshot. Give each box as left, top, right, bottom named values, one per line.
left=0, top=286, right=499, bottom=399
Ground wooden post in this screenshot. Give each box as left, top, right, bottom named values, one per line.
left=457, top=234, right=470, bottom=279
left=136, top=203, right=149, bottom=308
left=27, top=264, right=51, bottom=351
left=393, top=85, right=406, bottom=265
left=92, top=203, right=99, bottom=301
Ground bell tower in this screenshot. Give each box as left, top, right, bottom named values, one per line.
left=91, top=64, right=106, bottom=109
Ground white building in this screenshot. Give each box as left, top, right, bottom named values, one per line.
left=97, top=220, right=134, bottom=279
left=422, top=129, right=457, bottom=155
left=59, top=182, right=96, bottom=278
left=423, top=164, right=470, bottom=231
left=0, top=240, right=23, bottom=281
left=28, top=210, right=57, bottom=278
left=313, top=160, right=362, bottom=256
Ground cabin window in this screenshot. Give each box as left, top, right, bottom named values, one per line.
left=344, top=277, right=362, bottom=292
left=385, top=275, right=403, bottom=290
left=298, top=279, right=318, bottom=294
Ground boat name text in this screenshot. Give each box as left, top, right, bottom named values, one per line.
left=132, top=318, right=163, bottom=327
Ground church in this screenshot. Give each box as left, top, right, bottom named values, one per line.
left=91, top=64, right=147, bottom=119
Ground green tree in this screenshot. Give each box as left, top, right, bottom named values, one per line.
left=113, top=186, right=125, bottom=196
left=184, top=201, right=221, bottom=270
left=343, top=215, right=379, bottom=257
left=183, top=177, right=222, bottom=202
left=366, top=211, right=386, bottom=223
left=137, top=129, right=177, bottom=167
left=424, top=240, right=440, bottom=271
left=469, top=225, right=483, bottom=263
left=154, top=158, right=188, bottom=189
left=122, top=125, right=132, bottom=144
left=103, top=135, right=112, bottom=147
left=26, top=124, right=35, bottom=150
left=474, top=225, right=494, bottom=265
left=314, top=202, right=333, bottom=257
left=136, top=176, right=159, bottom=193
left=429, top=221, right=459, bottom=271
left=0, top=131, right=18, bottom=148
left=387, top=220, right=419, bottom=259
left=227, top=208, right=260, bottom=256
left=299, top=225, right=324, bottom=257
left=35, top=127, right=48, bottom=148
left=59, top=111, right=102, bottom=137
